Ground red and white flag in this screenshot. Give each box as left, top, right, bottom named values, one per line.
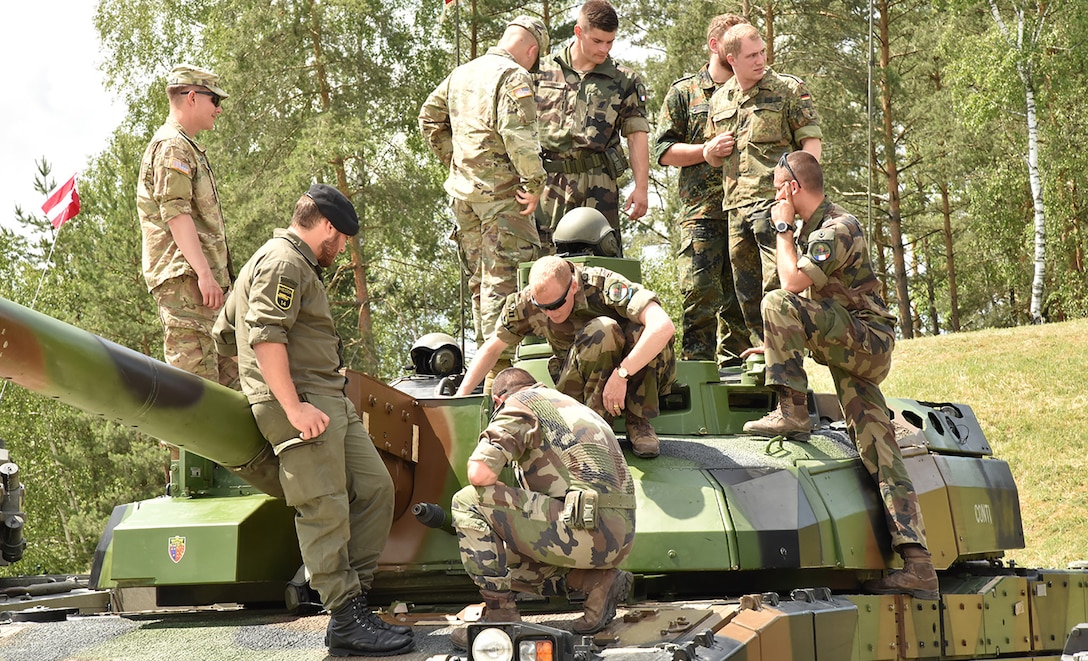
left=41, top=173, right=81, bottom=229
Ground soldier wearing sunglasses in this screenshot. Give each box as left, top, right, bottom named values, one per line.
left=457, top=254, right=676, bottom=458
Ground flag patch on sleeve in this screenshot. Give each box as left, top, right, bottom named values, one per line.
left=512, top=85, right=533, bottom=99
left=167, top=159, right=191, bottom=175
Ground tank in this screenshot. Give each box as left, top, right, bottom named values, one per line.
left=2, top=276, right=1086, bottom=660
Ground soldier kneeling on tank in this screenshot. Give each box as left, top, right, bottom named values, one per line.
left=741, top=152, right=938, bottom=599
left=450, top=368, right=637, bottom=649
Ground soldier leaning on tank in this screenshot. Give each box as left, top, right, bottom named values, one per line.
left=418, top=16, right=550, bottom=391
left=455, top=251, right=676, bottom=459
left=704, top=23, right=822, bottom=346
left=653, top=14, right=751, bottom=368
left=741, top=152, right=938, bottom=599
left=533, top=0, right=650, bottom=250
left=449, top=367, right=636, bottom=649
left=137, top=63, right=238, bottom=388
left=212, top=185, right=415, bottom=656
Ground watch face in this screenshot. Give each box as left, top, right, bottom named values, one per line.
left=775, top=220, right=792, bottom=233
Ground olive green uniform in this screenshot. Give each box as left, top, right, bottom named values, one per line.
left=494, top=263, right=675, bottom=421
left=653, top=65, right=748, bottom=365
left=706, top=68, right=822, bottom=343
left=452, top=384, right=636, bottom=594
left=213, top=229, right=394, bottom=611
left=138, top=118, right=237, bottom=386
left=761, top=199, right=927, bottom=550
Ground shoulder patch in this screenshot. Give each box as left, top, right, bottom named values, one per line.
left=512, top=84, right=533, bottom=99
left=807, top=228, right=836, bottom=263
left=275, top=277, right=297, bottom=310
left=606, top=280, right=631, bottom=304
left=636, top=82, right=647, bottom=103
left=166, top=159, right=191, bottom=176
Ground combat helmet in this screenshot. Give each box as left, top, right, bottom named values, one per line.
left=553, top=207, right=622, bottom=257
left=409, top=332, right=463, bottom=376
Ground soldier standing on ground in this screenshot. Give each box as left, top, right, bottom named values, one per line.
left=449, top=367, right=636, bottom=649
left=419, top=17, right=550, bottom=391
left=654, top=14, right=751, bottom=368
left=742, top=152, right=938, bottom=600
left=705, top=24, right=822, bottom=344
left=213, top=185, right=415, bottom=656
left=137, top=63, right=238, bottom=388
left=455, top=254, right=676, bottom=459
left=534, top=0, right=650, bottom=251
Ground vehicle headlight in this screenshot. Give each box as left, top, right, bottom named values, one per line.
left=468, top=623, right=573, bottom=661
left=471, top=627, right=514, bottom=661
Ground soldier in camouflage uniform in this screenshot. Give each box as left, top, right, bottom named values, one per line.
left=456, top=255, right=675, bottom=458
left=138, top=64, right=237, bottom=388
left=705, top=24, right=822, bottom=345
left=654, top=14, right=750, bottom=367
left=534, top=0, right=649, bottom=250
left=742, top=152, right=938, bottom=600
left=419, top=17, right=549, bottom=374
left=450, top=367, right=635, bottom=648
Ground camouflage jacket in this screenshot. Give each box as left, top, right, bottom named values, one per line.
left=495, top=263, right=659, bottom=359
left=534, top=44, right=649, bottom=158
left=653, top=65, right=726, bottom=222
left=469, top=384, right=634, bottom=500
left=706, top=68, right=822, bottom=211
left=213, top=229, right=347, bottom=404
left=796, top=199, right=896, bottom=337
left=137, top=118, right=231, bottom=292
left=418, top=47, right=546, bottom=205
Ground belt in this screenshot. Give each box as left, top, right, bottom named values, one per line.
left=596, top=492, right=637, bottom=509
left=542, top=151, right=608, bottom=174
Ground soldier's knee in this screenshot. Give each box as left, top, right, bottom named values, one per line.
left=761, top=289, right=797, bottom=315
left=451, top=484, right=481, bottom=513
left=579, top=317, right=624, bottom=349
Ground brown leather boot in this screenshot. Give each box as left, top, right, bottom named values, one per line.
left=565, top=568, right=633, bottom=634
left=450, top=589, right=521, bottom=650
left=743, top=388, right=810, bottom=439
left=625, top=413, right=659, bottom=458
left=862, top=544, right=939, bottom=600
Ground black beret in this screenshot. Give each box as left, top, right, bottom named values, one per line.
left=305, top=184, right=359, bottom=236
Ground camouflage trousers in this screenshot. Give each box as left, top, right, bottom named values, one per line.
left=729, top=200, right=780, bottom=345
left=536, top=168, right=620, bottom=253
left=453, top=198, right=540, bottom=359
left=677, top=218, right=750, bottom=365
left=451, top=482, right=635, bottom=594
left=251, top=393, right=395, bottom=611
left=761, top=289, right=928, bottom=550
left=152, top=274, right=239, bottom=388
left=551, top=317, right=676, bottom=420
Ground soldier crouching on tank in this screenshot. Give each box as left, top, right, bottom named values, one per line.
left=741, top=152, right=938, bottom=599
left=450, top=367, right=636, bottom=649
left=456, top=215, right=676, bottom=458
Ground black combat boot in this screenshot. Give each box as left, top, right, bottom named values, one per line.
left=325, top=594, right=414, bottom=657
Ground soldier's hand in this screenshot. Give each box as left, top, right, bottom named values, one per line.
left=197, top=272, right=224, bottom=310
left=604, top=371, right=627, bottom=416
left=740, top=346, right=765, bottom=359
left=516, top=189, right=540, bottom=216
left=288, top=402, right=330, bottom=440
left=623, top=189, right=649, bottom=221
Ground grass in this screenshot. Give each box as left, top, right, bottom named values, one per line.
left=803, top=318, right=1088, bottom=570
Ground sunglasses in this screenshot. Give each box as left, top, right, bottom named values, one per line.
left=531, top=273, right=574, bottom=311
left=192, top=90, right=223, bottom=107
left=778, top=152, right=799, bottom=187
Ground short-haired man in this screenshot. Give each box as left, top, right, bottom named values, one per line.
left=705, top=24, right=822, bottom=344
left=449, top=367, right=636, bottom=648
left=534, top=0, right=650, bottom=250
left=213, top=185, right=414, bottom=656
left=419, top=17, right=550, bottom=381
left=742, top=152, right=938, bottom=600
left=455, top=255, right=676, bottom=458
left=654, top=14, right=750, bottom=367
left=138, top=63, right=237, bottom=387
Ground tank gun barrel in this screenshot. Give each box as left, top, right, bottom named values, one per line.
left=0, top=296, right=266, bottom=469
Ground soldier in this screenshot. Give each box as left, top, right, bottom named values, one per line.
left=450, top=367, right=636, bottom=649
left=137, top=63, right=237, bottom=388
left=705, top=24, right=822, bottom=344
left=654, top=14, right=750, bottom=367
left=455, top=253, right=676, bottom=459
left=534, top=0, right=650, bottom=250
left=213, top=185, right=415, bottom=656
left=419, top=16, right=550, bottom=390
left=742, top=152, right=938, bottom=600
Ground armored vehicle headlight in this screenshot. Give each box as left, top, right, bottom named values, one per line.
left=468, top=622, right=573, bottom=661
left=472, top=627, right=514, bottom=661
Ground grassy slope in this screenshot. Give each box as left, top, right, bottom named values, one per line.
left=804, top=318, right=1088, bottom=570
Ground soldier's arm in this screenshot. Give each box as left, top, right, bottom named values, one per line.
left=418, top=77, right=454, bottom=168
left=167, top=214, right=223, bottom=310
left=467, top=460, right=499, bottom=486
left=800, top=137, right=822, bottom=163
left=623, top=131, right=650, bottom=220
left=497, top=71, right=546, bottom=201
left=456, top=334, right=510, bottom=396
left=253, top=342, right=330, bottom=440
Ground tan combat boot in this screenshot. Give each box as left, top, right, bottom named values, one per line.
left=743, top=388, right=810, bottom=439
left=565, top=568, right=633, bottom=634
left=625, top=413, right=659, bottom=458
left=450, top=589, right=521, bottom=650
left=863, top=544, right=939, bottom=600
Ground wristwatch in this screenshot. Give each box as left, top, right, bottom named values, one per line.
left=616, top=366, right=630, bottom=380
left=775, top=219, right=794, bottom=233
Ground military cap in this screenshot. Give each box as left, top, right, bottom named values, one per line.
left=305, top=184, right=359, bottom=236
left=508, top=15, right=550, bottom=71
left=166, top=63, right=229, bottom=99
